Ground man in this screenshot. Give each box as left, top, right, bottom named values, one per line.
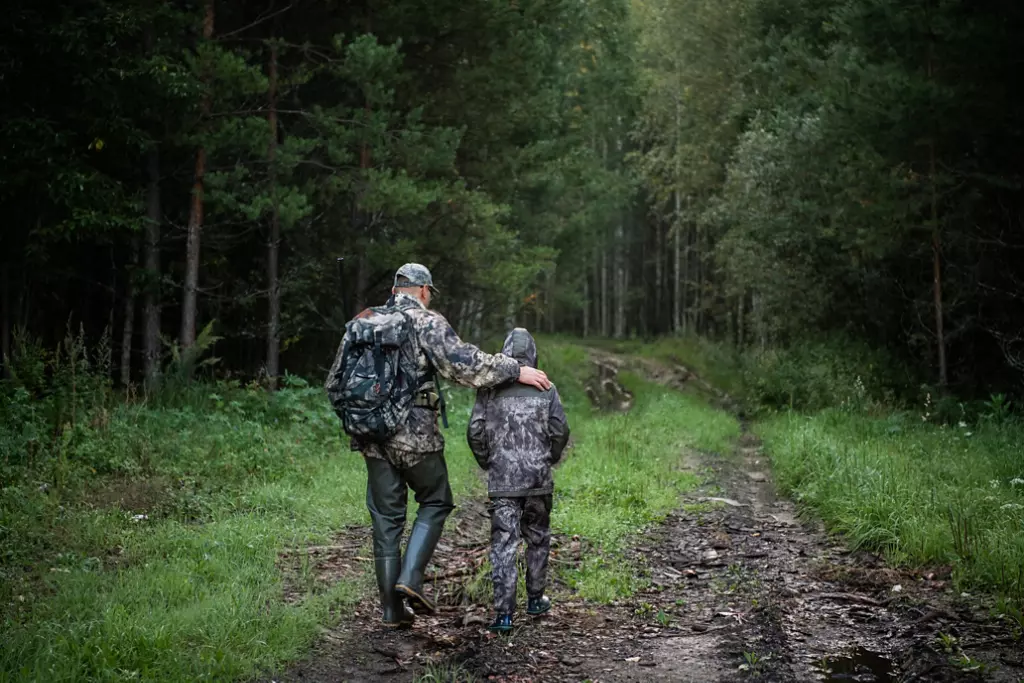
left=338, top=264, right=552, bottom=628
left=467, top=328, right=570, bottom=633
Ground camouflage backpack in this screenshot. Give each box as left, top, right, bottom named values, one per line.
left=325, top=304, right=421, bottom=442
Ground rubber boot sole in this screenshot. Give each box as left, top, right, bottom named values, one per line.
left=527, top=604, right=551, bottom=616
left=382, top=614, right=415, bottom=629
left=395, top=583, right=436, bottom=615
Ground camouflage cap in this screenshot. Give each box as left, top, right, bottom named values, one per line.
left=394, top=263, right=438, bottom=292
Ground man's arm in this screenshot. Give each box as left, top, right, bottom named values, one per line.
left=548, top=386, right=570, bottom=464
left=467, top=390, right=491, bottom=470
left=419, top=313, right=548, bottom=389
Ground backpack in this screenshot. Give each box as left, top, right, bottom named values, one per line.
left=325, top=304, right=422, bottom=442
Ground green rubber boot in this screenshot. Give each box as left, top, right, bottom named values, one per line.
left=375, top=556, right=414, bottom=627
left=394, top=454, right=454, bottom=615
left=394, top=521, right=444, bottom=614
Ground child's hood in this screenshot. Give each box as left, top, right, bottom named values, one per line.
left=500, top=328, right=538, bottom=368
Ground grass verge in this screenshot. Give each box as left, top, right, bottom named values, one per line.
left=760, top=409, right=1024, bottom=614
left=1, top=379, right=483, bottom=683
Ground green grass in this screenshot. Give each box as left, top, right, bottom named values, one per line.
left=0, top=379, right=484, bottom=683
left=760, top=409, right=1024, bottom=605
left=0, top=338, right=740, bottom=681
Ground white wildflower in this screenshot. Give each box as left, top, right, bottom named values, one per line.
left=990, top=480, right=1001, bottom=489
left=958, top=421, right=967, bottom=428
left=1001, top=503, right=1024, bottom=511
left=1010, top=478, right=1024, bottom=487
left=131, top=514, right=148, bottom=522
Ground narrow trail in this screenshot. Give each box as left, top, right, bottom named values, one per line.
left=266, top=355, right=1023, bottom=683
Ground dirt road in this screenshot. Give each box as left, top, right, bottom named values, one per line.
left=266, top=359, right=1023, bottom=683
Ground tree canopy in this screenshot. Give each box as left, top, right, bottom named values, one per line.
left=2, top=0, right=1023, bottom=398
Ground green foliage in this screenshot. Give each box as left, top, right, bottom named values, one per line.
left=630, top=0, right=1024, bottom=393
left=738, top=339, right=914, bottom=413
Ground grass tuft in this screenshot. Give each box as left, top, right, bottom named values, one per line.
left=760, top=409, right=1024, bottom=607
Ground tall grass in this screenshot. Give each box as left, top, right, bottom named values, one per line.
left=761, top=410, right=1024, bottom=606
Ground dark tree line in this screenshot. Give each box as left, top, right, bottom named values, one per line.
left=2, top=0, right=1023, bottom=399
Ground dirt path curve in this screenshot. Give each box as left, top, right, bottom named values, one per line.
left=266, top=355, right=1023, bottom=683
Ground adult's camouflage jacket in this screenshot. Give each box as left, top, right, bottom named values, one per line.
left=467, top=328, right=570, bottom=497
left=334, top=292, right=521, bottom=467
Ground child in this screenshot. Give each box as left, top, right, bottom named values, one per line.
left=467, top=328, right=570, bottom=632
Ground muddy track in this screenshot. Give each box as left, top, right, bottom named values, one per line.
left=264, top=356, right=1023, bottom=683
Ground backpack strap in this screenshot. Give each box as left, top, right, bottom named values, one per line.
left=434, top=371, right=449, bottom=429
left=392, top=304, right=449, bottom=430
left=372, top=327, right=385, bottom=388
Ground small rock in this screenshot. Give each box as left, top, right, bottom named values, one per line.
left=462, top=614, right=487, bottom=627
left=703, top=549, right=719, bottom=561
left=560, top=656, right=582, bottom=667
left=747, top=471, right=769, bottom=482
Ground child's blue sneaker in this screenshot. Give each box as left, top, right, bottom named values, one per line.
left=527, top=595, right=551, bottom=616
left=488, top=614, right=514, bottom=633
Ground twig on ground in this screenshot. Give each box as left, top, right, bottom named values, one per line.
left=809, top=592, right=895, bottom=607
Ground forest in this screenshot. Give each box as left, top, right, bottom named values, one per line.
left=2, top=0, right=1024, bottom=681
left=3, top=0, right=1023, bottom=399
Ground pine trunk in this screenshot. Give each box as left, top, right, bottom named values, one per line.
left=120, top=237, right=139, bottom=386
left=673, top=211, right=681, bottom=334
left=180, top=0, right=215, bottom=349
left=355, top=252, right=369, bottom=316
left=928, top=45, right=947, bottom=388
left=931, top=160, right=946, bottom=387
left=654, top=220, right=662, bottom=334
left=737, top=294, right=745, bottom=348
left=695, top=228, right=703, bottom=334
left=1, top=263, right=9, bottom=379
left=142, top=147, right=162, bottom=388
left=601, top=248, right=609, bottom=337
left=266, top=42, right=281, bottom=390
left=615, top=222, right=625, bottom=338
left=623, top=267, right=630, bottom=338
left=546, top=269, right=556, bottom=334
left=582, top=274, right=590, bottom=338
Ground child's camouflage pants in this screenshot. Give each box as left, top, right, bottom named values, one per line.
left=489, top=495, right=552, bottom=614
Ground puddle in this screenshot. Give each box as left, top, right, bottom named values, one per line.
left=813, top=647, right=897, bottom=682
